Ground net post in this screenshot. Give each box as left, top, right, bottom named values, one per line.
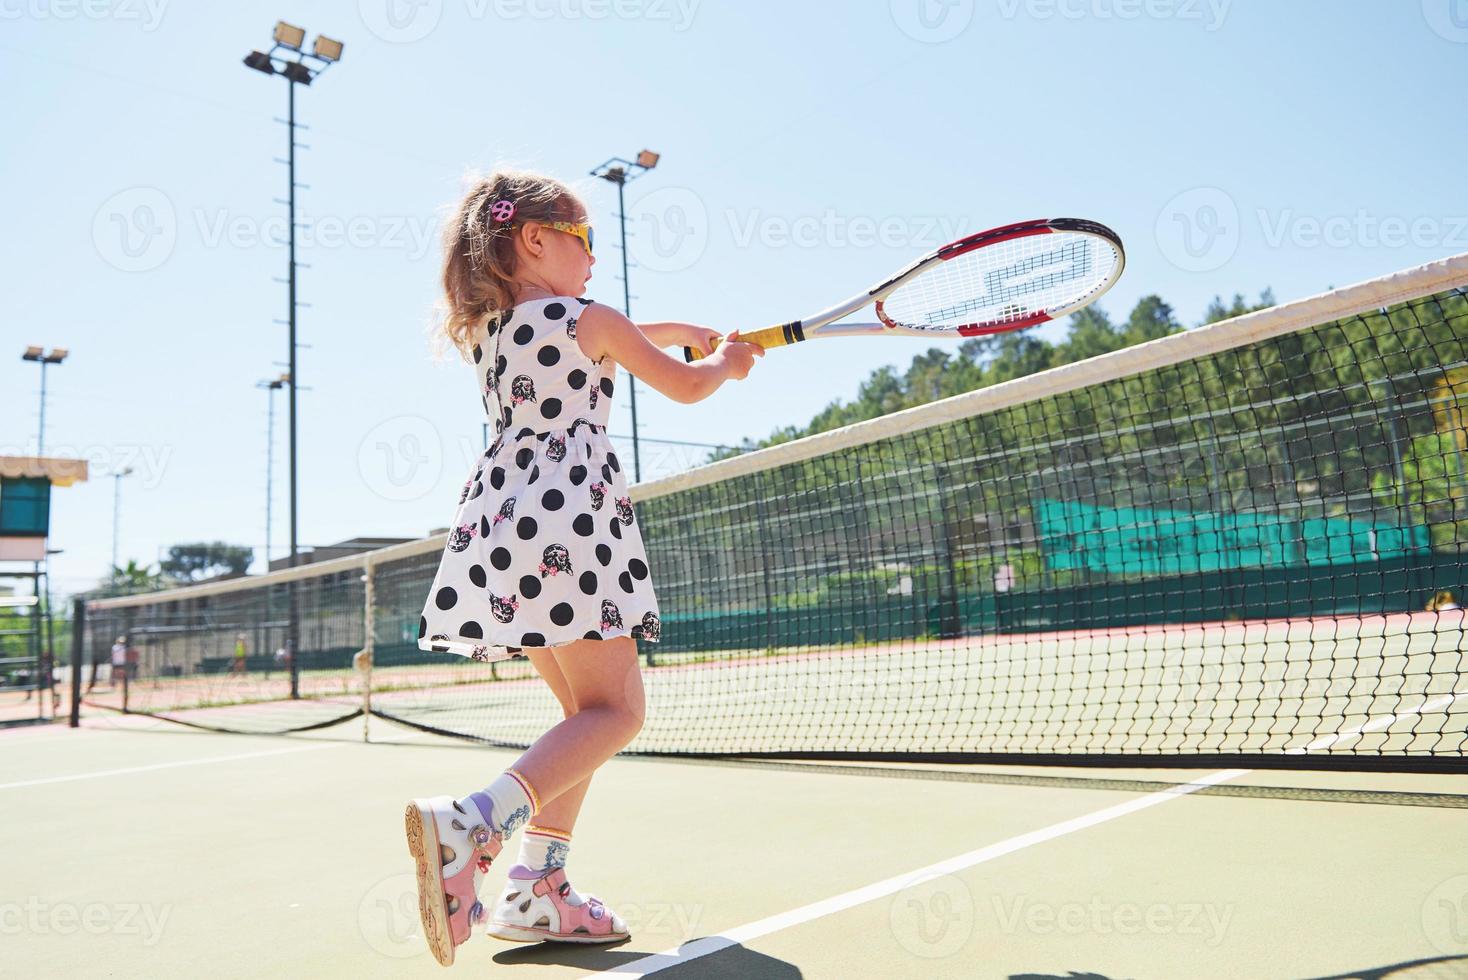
left=361, top=557, right=375, bottom=743
left=68, top=597, right=84, bottom=728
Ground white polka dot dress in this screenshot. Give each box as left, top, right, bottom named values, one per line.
left=418, top=297, right=662, bottom=663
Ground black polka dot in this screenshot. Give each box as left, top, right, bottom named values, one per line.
left=491, top=547, right=512, bottom=571
left=609, top=518, right=622, bottom=540
left=583, top=629, right=602, bottom=640
left=490, top=467, right=506, bottom=490
left=550, top=602, right=574, bottom=627
left=541, top=398, right=562, bottom=420
left=460, top=620, right=483, bottom=639
left=573, top=513, right=594, bottom=536
left=543, top=489, right=564, bottom=510
left=602, top=464, right=613, bottom=482
left=515, top=447, right=535, bottom=469
left=418, top=616, right=427, bottom=639
left=513, top=324, right=534, bottom=345
left=520, top=575, right=542, bottom=599
left=502, top=406, right=512, bottom=427
left=629, top=558, right=648, bottom=580
left=472, top=344, right=482, bottom=363
left=528, top=465, right=540, bottom=484
left=579, top=571, right=598, bottom=594
left=607, top=453, right=620, bottom=473
left=567, top=369, right=587, bottom=390
left=537, top=346, right=560, bottom=367
left=600, top=377, right=614, bottom=397
left=469, top=564, right=487, bottom=587
left=479, top=515, right=491, bottom=538
left=569, top=465, right=588, bottom=486
left=517, top=427, right=534, bottom=439
left=517, top=516, right=538, bottom=540
left=544, top=302, right=566, bottom=320
left=496, top=354, right=507, bottom=377
left=619, top=571, right=633, bottom=593
left=596, top=544, right=612, bottom=566
left=435, top=587, right=457, bottom=611
left=521, top=632, right=545, bottom=646
left=470, top=482, right=483, bottom=500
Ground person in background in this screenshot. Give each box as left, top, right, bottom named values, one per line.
left=110, top=635, right=128, bottom=686
left=231, top=632, right=247, bottom=676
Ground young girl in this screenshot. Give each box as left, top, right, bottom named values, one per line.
left=406, top=169, right=761, bottom=964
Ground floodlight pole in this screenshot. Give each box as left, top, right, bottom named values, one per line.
left=590, top=154, right=659, bottom=484
left=243, top=26, right=341, bottom=699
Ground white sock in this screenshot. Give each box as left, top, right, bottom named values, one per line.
left=516, top=825, right=586, bottom=903
left=460, top=768, right=538, bottom=839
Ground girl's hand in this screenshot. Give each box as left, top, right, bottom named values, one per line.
left=686, top=325, right=723, bottom=357
left=709, top=328, right=763, bottom=380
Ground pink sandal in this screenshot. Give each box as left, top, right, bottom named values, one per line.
left=404, top=796, right=506, bottom=966
left=486, top=866, right=630, bottom=944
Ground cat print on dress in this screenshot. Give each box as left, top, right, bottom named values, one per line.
left=565, top=316, right=577, bottom=340
left=489, top=592, right=520, bottom=624
left=589, top=481, right=606, bottom=511
left=589, top=384, right=598, bottom=412
left=630, top=611, right=662, bottom=641
left=568, top=418, right=592, bottom=438
left=493, top=496, right=517, bottom=526
left=539, top=543, right=572, bottom=577
left=600, top=599, right=624, bottom=632
left=546, top=434, right=567, bottom=462
left=615, top=496, right=635, bottom=526
left=510, top=375, right=537, bottom=406
left=447, top=523, right=478, bottom=553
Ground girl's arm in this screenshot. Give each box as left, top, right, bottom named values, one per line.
left=577, top=303, right=761, bottom=404
left=638, top=321, right=720, bottom=352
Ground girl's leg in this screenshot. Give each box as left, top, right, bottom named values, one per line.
left=509, top=636, right=644, bottom=806
left=524, top=648, right=592, bottom=832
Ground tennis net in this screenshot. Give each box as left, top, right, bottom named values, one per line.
left=82, top=253, right=1468, bottom=770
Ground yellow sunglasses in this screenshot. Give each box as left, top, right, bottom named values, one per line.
left=542, top=221, right=594, bottom=256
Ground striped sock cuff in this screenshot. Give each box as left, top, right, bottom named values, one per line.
left=505, top=768, right=541, bottom=815
left=525, top=824, right=573, bottom=841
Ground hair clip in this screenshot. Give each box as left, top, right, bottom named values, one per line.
left=489, top=199, right=517, bottom=223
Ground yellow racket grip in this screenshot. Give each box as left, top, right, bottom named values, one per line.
left=683, top=322, right=803, bottom=362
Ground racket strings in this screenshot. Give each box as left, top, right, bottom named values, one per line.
left=880, top=232, right=1121, bottom=331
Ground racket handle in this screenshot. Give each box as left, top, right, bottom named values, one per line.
left=682, top=322, right=802, bottom=362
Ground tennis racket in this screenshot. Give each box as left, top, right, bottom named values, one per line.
left=684, top=218, right=1125, bottom=361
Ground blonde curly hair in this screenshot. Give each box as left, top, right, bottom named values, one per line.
left=430, top=169, right=584, bottom=363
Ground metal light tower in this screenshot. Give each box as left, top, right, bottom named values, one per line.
left=590, top=150, right=660, bottom=483
left=21, top=346, right=67, bottom=456
left=243, top=22, right=343, bottom=699
left=21, top=345, right=66, bottom=687
left=256, top=373, right=289, bottom=572
left=111, top=466, right=133, bottom=582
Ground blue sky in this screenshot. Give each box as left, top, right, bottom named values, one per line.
left=3, top=0, right=1466, bottom=598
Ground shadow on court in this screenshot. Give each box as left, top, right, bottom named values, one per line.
left=495, top=940, right=802, bottom=976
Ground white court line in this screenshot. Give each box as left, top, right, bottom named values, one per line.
left=0, top=742, right=347, bottom=791
left=610, top=768, right=1251, bottom=977
left=1289, top=689, right=1468, bottom=754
